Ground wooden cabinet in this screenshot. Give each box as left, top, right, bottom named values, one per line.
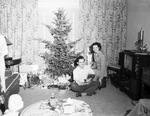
left=120, top=50, right=150, bottom=100
left=141, top=67, right=150, bottom=98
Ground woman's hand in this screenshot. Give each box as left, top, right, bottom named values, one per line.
left=91, top=62, right=97, bottom=69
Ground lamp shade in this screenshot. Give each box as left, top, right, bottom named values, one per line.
left=5, top=37, right=12, bottom=46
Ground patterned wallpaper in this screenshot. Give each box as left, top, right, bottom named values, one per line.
left=0, top=0, right=42, bottom=66
left=78, top=0, right=128, bottom=64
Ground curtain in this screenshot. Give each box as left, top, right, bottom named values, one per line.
left=0, top=0, right=41, bottom=66
left=78, top=0, right=128, bottom=65
left=0, top=0, right=128, bottom=69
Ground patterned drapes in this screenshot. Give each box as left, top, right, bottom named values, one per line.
left=0, top=0, right=128, bottom=68
left=0, top=0, right=40, bottom=65
left=78, top=0, right=128, bottom=64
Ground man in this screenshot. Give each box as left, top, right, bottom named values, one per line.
left=70, top=56, right=100, bottom=97
left=127, top=99, right=150, bottom=116
left=0, top=34, right=8, bottom=92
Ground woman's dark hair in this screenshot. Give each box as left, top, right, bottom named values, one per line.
left=74, top=56, right=85, bottom=67
left=90, top=42, right=102, bottom=53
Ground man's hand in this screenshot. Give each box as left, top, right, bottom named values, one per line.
left=86, top=78, right=92, bottom=83
left=76, top=79, right=91, bottom=86
left=93, top=77, right=98, bottom=81
left=83, top=78, right=92, bottom=85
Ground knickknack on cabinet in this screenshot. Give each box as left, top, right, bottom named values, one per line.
left=119, top=50, right=150, bottom=100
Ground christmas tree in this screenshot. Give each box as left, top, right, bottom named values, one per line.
left=41, top=8, right=80, bottom=78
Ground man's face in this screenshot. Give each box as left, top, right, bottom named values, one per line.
left=78, top=58, right=85, bottom=68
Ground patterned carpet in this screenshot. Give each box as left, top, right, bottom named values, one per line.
left=18, top=80, right=134, bottom=116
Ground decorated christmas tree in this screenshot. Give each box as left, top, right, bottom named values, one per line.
left=41, top=8, right=80, bottom=79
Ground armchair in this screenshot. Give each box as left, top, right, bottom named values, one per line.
left=0, top=73, right=20, bottom=113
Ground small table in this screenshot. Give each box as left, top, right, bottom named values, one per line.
left=107, top=63, right=121, bottom=88
left=20, top=98, right=93, bottom=116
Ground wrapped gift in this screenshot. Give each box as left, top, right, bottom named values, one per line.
left=63, top=98, right=75, bottom=113
left=63, top=103, right=75, bottom=114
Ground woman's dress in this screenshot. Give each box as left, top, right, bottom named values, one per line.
left=92, top=51, right=107, bottom=82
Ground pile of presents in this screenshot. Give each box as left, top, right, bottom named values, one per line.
left=19, top=64, right=71, bottom=90
left=47, top=74, right=71, bottom=90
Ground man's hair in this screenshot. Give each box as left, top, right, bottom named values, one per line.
left=74, top=56, right=85, bottom=67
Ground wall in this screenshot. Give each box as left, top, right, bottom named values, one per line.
left=127, top=0, right=150, bottom=51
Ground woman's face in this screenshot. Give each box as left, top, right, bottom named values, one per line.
left=93, top=45, right=99, bottom=53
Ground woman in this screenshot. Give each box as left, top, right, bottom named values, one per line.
left=90, top=42, right=107, bottom=87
